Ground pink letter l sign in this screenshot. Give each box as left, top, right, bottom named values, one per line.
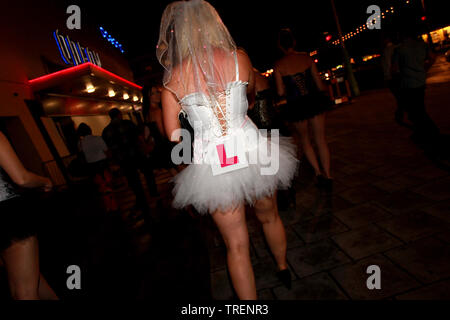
left=216, top=144, right=239, bottom=167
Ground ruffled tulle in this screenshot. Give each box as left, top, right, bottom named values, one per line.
left=171, top=135, right=299, bottom=214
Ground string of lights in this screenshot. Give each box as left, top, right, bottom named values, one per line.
left=261, top=1, right=417, bottom=77
left=99, top=26, right=125, bottom=53
left=331, top=6, right=395, bottom=46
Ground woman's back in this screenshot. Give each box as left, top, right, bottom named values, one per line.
left=276, top=52, right=312, bottom=77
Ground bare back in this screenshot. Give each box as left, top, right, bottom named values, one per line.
left=276, top=52, right=312, bottom=77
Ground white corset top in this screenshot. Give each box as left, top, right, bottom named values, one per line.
left=180, top=80, right=260, bottom=164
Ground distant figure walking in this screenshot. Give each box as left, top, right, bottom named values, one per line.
left=392, top=27, right=440, bottom=148
left=102, top=108, right=159, bottom=211
left=77, top=122, right=118, bottom=212
left=274, top=28, right=333, bottom=190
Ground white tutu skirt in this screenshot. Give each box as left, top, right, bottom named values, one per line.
left=171, top=135, right=299, bottom=214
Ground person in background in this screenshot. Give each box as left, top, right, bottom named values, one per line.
left=382, top=34, right=404, bottom=125
left=77, top=122, right=118, bottom=213
left=0, top=131, right=58, bottom=300
left=274, top=28, right=333, bottom=190
left=144, top=86, right=180, bottom=177
left=102, top=108, right=159, bottom=211
left=392, top=25, right=440, bottom=150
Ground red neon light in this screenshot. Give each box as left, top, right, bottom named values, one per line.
left=28, top=62, right=142, bottom=90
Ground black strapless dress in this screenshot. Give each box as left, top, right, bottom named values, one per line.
left=0, top=169, right=37, bottom=251
left=248, top=88, right=276, bottom=129
left=282, top=67, right=332, bottom=122
left=146, top=121, right=178, bottom=170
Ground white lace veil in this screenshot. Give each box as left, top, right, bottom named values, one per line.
left=156, top=0, right=238, bottom=130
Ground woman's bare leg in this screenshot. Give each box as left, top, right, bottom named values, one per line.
left=310, top=114, right=332, bottom=179
left=38, top=273, right=58, bottom=300
left=1, top=237, right=40, bottom=300
left=295, top=120, right=322, bottom=176
left=1, top=236, right=58, bottom=300
left=212, top=205, right=257, bottom=300
left=254, top=193, right=288, bottom=271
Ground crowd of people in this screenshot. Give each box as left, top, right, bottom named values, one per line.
left=0, top=0, right=445, bottom=300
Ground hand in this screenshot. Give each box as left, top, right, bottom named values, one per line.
left=43, top=178, right=53, bottom=192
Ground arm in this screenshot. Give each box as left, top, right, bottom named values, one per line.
left=161, top=88, right=182, bottom=142
left=310, top=59, right=327, bottom=92
left=273, top=62, right=285, bottom=97
left=237, top=49, right=256, bottom=110
left=0, top=132, right=52, bottom=191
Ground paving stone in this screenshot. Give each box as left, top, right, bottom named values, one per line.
left=333, top=203, right=392, bottom=229
left=369, top=164, right=409, bottom=178
left=285, top=225, right=305, bottom=249
left=340, top=185, right=389, bottom=205
left=413, top=177, right=450, bottom=202
left=372, top=173, right=427, bottom=193
left=404, top=165, right=449, bottom=181
left=336, top=172, right=382, bottom=188
left=253, top=256, right=296, bottom=290
left=385, top=237, right=450, bottom=284
left=210, top=269, right=234, bottom=300
left=273, top=272, right=348, bottom=300
left=375, top=191, right=433, bottom=215
left=292, top=215, right=349, bottom=244
left=295, top=191, right=319, bottom=210
left=329, top=195, right=354, bottom=213
left=209, top=246, right=227, bottom=272
left=251, top=230, right=271, bottom=259
left=279, top=206, right=313, bottom=225
left=339, top=163, right=374, bottom=176
left=332, top=224, right=403, bottom=260
left=435, top=231, right=450, bottom=244
left=257, top=289, right=275, bottom=300
left=396, top=279, right=450, bottom=300
left=286, top=239, right=351, bottom=278
left=330, top=254, right=420, bottom=300
left=376, top=211, right=448, bottom=242
left=422, top=200, right=450, bottom=223
left=329, top=180, right=349, bottom=193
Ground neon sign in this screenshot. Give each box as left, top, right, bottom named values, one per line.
left=53, top=29, right=101, bottom=67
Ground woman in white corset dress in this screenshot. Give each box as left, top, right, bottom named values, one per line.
left=157, top=0, right=299, bottom=299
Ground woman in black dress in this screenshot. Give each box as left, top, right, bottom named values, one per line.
left=248, top=68, right=276, bottom=130
left=0, top=132, right=58, bottom=299
left=274, top=28, right=333, bottom=189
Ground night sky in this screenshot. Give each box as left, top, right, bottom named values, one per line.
left=74, top=0, right=447, bottom=71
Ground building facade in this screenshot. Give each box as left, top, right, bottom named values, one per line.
left=0, top=1, right=143, bottom=185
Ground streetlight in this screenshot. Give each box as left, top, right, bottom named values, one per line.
left=330, top=0, right=360, bottom=97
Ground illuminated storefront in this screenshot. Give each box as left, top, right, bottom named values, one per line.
left=0, top=1, right=143, bottom=186
left=421, top=25, right=450, bottom=44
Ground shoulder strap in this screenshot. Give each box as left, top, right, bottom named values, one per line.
left=233, top=50, right=239, bottom=82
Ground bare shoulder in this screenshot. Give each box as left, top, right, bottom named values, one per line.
left=237, top=49, right=251, bottom=67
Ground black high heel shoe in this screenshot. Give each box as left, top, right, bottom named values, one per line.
left=317, top=175, right=333, bottom=193
left=276, top=269, right=292, bottom=290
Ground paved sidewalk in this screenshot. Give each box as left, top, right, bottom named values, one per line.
left=208, top=68, right=450, bottom=300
